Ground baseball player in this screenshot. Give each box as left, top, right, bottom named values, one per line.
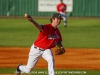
left=16, top=13, right=65, bottom=75
left=57, top=0, right=67, bottom=27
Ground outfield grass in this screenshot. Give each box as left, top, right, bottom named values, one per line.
left=0, top=18, right=100, bottom=48
left=0, top=68, right=100, bottom=75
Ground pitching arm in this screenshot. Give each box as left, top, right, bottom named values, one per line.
left=25, top=14, right=43, bottom=31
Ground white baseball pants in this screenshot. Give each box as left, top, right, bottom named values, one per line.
left=19, top=45, right=55, bottom=75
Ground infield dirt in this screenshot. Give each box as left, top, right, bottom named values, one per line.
left=0, top=47, right=100, bottom=70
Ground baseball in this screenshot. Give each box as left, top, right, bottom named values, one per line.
left=24, top=13, right=28, bottom=17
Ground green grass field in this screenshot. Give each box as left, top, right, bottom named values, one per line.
left=0, top=18, right=100, bottom=48
left=0, top=68, right=100, bottom=75
left=0, top=18, right=100, bottom=75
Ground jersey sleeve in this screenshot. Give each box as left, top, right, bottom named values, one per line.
left=59, top=33, right=62, bottom=42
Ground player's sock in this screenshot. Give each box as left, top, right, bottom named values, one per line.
left=64, top=21, right=67, bottom=27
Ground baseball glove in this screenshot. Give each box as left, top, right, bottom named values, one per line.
left=55, top=47, right=65, bottom=55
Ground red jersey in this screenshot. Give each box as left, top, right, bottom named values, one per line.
left=34, top=24, right=62, bottom=49
left=57, top=3, right=66, bottom=12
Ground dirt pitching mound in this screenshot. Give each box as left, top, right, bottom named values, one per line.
left=0, top=47, right=100, bottom=70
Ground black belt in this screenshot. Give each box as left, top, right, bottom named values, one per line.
left=34, top=46, right=44, bottom=51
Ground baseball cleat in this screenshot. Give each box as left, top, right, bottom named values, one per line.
left=64, top=25, right=67, bottom=27
left=64, top=22, right=67, bottom=27
left=16, top=63, right=22, bottom=75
